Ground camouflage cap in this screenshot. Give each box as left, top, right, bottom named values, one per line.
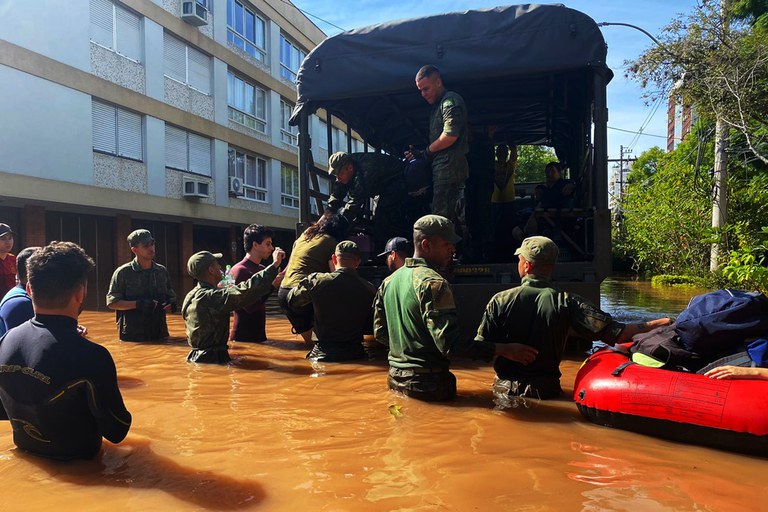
left=335, top=240, right=360, bottom=257
left=515, top=236, right=559, bottom=265
left=413, top=215, right=461, bottom=244
left=328, top=152, right=353, bottom=175
left=128, top=229, right=154, bottom=247
left=187, top=251, right=223, bottom=279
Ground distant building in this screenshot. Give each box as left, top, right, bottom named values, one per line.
left=667, top=96, right=694, bottom=151
left=0, top=0, right=362, bottom=306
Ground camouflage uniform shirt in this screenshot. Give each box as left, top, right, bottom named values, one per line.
left=429, top=90, right=469, bottom=186
left=374, top=257, right=495, bottom=370
left=106, top=259, right=176, bottom=341
left=476, top=276, right=626, bottom=383
left=182, top=264, right=278, bottom=363
left=288, top=267, right=376, bottom=361
left=327, top=152, right=405, bottom=220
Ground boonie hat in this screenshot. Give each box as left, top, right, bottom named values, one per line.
left=328, top=152, right=353, bottom=175
left=377, top=237, right=411, bottom=258
left=188, top=251, right=223, bottom=279
left=335, top=240, right=361, bottom=257
left=515, top=236, right=559, bottom=265
left=413, top=215, right=461, bottom=244
left=0, top=223, right=15, bottom=238
left=128, top=229, right=154, bottom=247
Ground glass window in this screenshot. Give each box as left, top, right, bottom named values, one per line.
left=280, top=99, right=298, bottom=145
left=281, top=164, right=299, bottom=208
left=227, top=71, right=267, bottom=133
left=227, top=0, right=267, bottom=62
left=229, top=147, right=268, bottom=201
left=279, top=35, right=306, bottom=82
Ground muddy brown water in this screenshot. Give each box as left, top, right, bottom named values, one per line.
left=0, top=278, right=764, bottom=511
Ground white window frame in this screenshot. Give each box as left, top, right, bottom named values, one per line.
left=163, top=33, right=211, bottom=95
left=280, top=99, right=298, bottom=146
left=92, top=99, right=144, bottom=161
left=165, top=125, right=212, bottom=176
left=90, top=0, right=142, bottom=63
left=279, top=34, right=306, bottom=83
left=332, top=126, right=348, bottom=153
left=318, top=120, right=329, bottom=150
left=227, top=72, right=267, bottom=133
left=227, top=0, right=267, bottom=62
left=281, top=163, right=299, bottom=208
left=229, top=147, right=268, bottom=202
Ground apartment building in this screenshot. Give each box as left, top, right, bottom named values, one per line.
left=0, top=0, right=361, bottom=308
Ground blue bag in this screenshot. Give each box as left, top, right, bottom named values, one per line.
left=675, top=289, right=768, bottom=357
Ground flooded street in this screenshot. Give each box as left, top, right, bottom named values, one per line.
left=0, top=279, right=764, bottom=511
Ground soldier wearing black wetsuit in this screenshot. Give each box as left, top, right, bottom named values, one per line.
left=0, top=314, right=132, bottom=460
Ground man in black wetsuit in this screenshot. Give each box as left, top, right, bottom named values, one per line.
left=0, top=241, right=132, bottom=460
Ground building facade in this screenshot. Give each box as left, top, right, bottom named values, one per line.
left=0, top=0, right=359, bottom=308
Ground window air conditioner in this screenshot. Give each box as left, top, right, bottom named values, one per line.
left=182, top=178, right=210, bottom=198
left=181, top=0, right=208, bottom=27
left=229, top=176, right=245, bottom=197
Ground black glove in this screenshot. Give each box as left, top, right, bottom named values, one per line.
left=407, top=145, right=434, bottom=162
left=135, top=299, right=155, bottom=313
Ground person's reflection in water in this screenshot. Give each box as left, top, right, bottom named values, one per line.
left=14, top=437, right=266, bottom=509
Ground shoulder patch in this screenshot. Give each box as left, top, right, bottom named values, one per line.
left=441, top=97, right=455, bottom=109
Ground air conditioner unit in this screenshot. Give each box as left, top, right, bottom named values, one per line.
left=229, top=176, right=245, bottom=197
left=181, top=0, right=208, bottom=27
left=182, top=178, right=210, bottom=198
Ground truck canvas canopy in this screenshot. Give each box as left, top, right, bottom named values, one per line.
left=291, top=3, right=613, bottom=164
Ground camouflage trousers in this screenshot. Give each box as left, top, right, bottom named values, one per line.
left=431, top=182, right=470, bottom=254
left=388, top=366, right=457, bottom=402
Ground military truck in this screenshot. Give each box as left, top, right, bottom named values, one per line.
left=290, top=4, right=613, bottom=336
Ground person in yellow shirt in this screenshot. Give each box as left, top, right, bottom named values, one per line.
left=491, top=144, right=518, bottom=261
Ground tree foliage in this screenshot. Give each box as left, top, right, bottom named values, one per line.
left=627, top=0, right=768, bottom=164
left=514, top=145, right=557, bottom=183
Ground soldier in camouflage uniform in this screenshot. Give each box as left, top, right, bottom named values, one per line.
left=407, top=66, right=470, bottom=244
left=476, top=236, right=672, bottom=399
left=374, top=215, right=538, bottom=402
left=107, top=229, right=176, bottom=342
left=326, top=152, right=409, bottom=256
left=182, top=248, right=285, bottom=364
left=287, top=241, right=376, bottom=362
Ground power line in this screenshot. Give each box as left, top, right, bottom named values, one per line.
left=281, top=0, right=347, bottom=32
left=608, top=126, right=670, bottom=139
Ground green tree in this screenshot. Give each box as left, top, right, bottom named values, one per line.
left=514, top=145, right=557, bottom=183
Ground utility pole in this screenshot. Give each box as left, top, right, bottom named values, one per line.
left=710, top=0, right=729, bottom=272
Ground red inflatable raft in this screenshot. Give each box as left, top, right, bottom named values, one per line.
left=573, top=348, right=768, bottom=455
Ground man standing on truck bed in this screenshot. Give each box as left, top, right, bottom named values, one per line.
left=406, top=65, right=469, bottom=244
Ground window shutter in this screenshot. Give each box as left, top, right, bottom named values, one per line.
left=187, top=46, right=211, bottom=94
left=115, top=5, right=141, bottom=62
left=92, top=100, right=117, bottom=154
left=163, top=33, right=186, bottom=83
left=189, top=133, right=212, bottom=175
left=90, top=0, right=114, bottom=49
left=165, top=125, right=188, bottom=170
left=117, top=109, right=143, bottom=160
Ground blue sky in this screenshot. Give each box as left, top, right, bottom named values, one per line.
left=291, top=0, right=699, bottom=162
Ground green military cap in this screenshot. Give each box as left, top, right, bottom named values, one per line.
left=515, top=236, right=559, bottom=265
left=335, top=240, right=360, bottom=257
left=128, top=229, right=154, bottom=247
left=328, top=152, right=353, bottom=175
left=187, top=251, right=223, bottom=279
left=413, top=215, right=461, bottom=244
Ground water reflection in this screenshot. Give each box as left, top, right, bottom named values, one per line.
left=600, top=275, right=709, bottom=323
